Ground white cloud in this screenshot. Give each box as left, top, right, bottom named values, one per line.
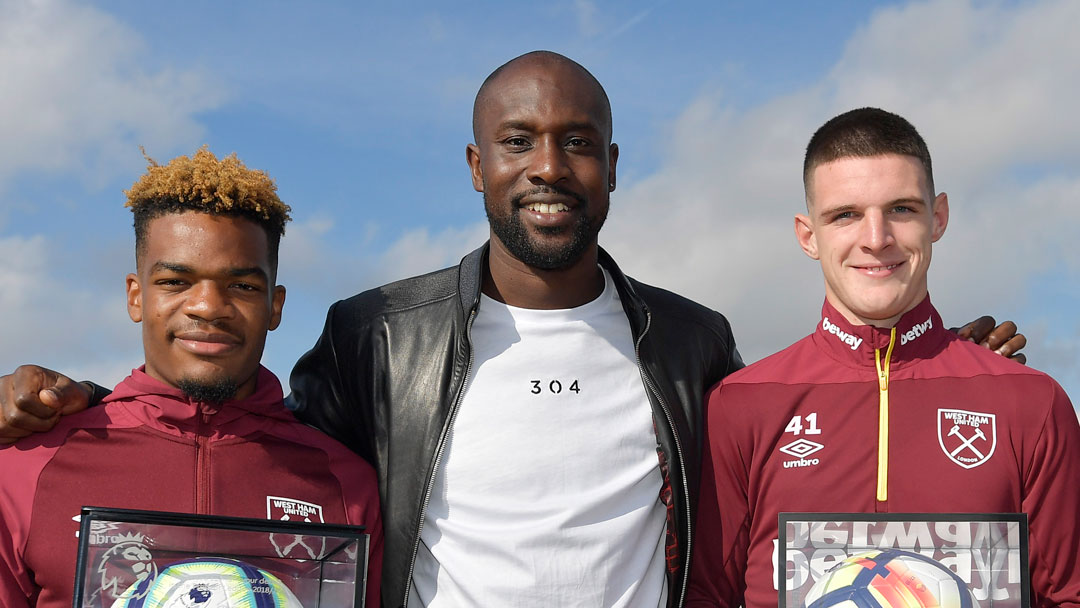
left=376, top=222, right=491, bottom=284
left=602, top=0, right=1080, bottom=398
left=278, top=215, right=489, bottom=303
left=0, top=0, right=225, bottom=190
left=0, top=234, right=139, bottom=380
left=573, top=0, right=599, bottom=37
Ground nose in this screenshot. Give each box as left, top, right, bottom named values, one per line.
left=860, top=210, right=895, bottom=252
left=526, top=135, right=570, bottom=185
left=183, top=280, right=234, bottom=321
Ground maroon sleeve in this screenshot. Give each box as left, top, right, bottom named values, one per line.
left=352, top=485, right=383, bottom=607
left=1022, top=379, right=1080, bottom=607
left=687, top=382, right=750, bottom=607
left=0, top=507, right=33, bottom=608
left=0, top=445, right=58, bottom=607
left=327, top=444, right=383, bottom=606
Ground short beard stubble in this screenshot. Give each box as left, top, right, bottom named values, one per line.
left=485, top=187, right=607, bottom=271
left=177, top=376, right=240, bottom=405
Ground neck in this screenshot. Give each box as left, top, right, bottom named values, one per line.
left=483, top=238, right=604, bottom=309
left=825, top=292, right=926, bottom=330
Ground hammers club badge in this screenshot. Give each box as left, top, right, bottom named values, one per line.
left=937, top=408, right=997, bottom=469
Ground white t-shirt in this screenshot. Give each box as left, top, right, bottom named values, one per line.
left=409, top=269, right=668, bottom=607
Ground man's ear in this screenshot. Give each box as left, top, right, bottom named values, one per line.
left=268, top=285, right=286, bottom=331
left=466, top=144, right=483, bottom=193
left=931, top=192, right=949, bottom=243
left=126, top=273, right=143, bottom=323
left=608, top=142, right=619, bottom=192
left=794, top=213, right=820, bottom=260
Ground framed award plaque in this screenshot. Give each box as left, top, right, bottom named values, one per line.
left=72, top=506, right=369, bottom=608
left=778, top=513, right=1029, bottom=608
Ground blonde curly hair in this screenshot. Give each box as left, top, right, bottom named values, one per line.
left=128, top=146, right=292, bottom=269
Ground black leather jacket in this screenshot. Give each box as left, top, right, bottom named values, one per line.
left=288, top=244, right=743, bottom=607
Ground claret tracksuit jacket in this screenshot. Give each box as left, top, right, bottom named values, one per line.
left=0, top=367, right=383, bottom=608
left=688, top=297, right=1080, bottom=608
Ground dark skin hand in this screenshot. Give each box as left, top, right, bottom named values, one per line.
left=0, top=365, right=91, bottom=444
left=0, top=318, right=1027, bottom=444
left=952, top=317, right=1027, bottom=364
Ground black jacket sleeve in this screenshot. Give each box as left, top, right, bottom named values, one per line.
left=287, top=301, right=375, bottom=464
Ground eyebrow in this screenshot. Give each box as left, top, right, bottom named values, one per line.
left=818, top=197, right=927, bottom=216
left=151, top=261, right=269, bottom=281
left=151, top=261, right=194, bottom=274
left=498, top=119, right=601, bottom=133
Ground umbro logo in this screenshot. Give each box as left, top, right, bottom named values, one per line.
left=780, top=414, right=825, bottom=469
left=780, top=438, right=823, bottom=469
left=779, top=439, right=824, bottom=458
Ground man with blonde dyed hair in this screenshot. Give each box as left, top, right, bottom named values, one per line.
left=0, top=148, right=383, bottom=607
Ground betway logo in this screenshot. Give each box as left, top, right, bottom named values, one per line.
left=822, top=317, right=863, bottom=351
left=900, top=316, right=933, bottom=346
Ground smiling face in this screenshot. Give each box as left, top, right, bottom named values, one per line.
left=126, top=211, right=285, bottom=402
left=467, top=55, right=618, bottom=271
left=795, top=154, right=949, bottom=327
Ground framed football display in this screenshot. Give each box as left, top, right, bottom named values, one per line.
left=72, top=506, right=369, bottom=608
left=778, top=513, right=1028, bottom=608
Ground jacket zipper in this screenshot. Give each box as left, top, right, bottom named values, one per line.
left=873, top=328, right=897, bottom=504
left=195, top=406, right=212, bottom=514
left=634, top=308, right=691, bottom=608
left=402, top=308, right=477, bottom=608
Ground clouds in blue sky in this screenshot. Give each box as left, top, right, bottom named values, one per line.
left=1, top=0, right=1077, bottom=404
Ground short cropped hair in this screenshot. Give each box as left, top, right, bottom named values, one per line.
left=126, top=146, right=292, bottom=273
left=804, top=107, right=934, bottom=198
left=472, top=50, right=613, bottom=142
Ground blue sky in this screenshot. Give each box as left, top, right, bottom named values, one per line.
left=2, top=0, right=1078, bottom=409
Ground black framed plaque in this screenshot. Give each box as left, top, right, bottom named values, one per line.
left=778, top=513, right=1028, bottom=608
left=72, top=506, right=369, bottom=608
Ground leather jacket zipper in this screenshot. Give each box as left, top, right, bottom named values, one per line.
left=634, top=307, right=692, bottom=608
left=402, top=308, right=477, bottom=608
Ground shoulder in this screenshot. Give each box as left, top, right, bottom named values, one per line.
left=721, top=334, right=817, bottom=386
left=1, top=406, right=116, bottom=460
left=269, top=420, right=377, bottom=478
left=627, top=276, right=735, bottom=341
left=334, top=264, right=461, bottom=320
left=0, top=410, right=108, bottom=504
left=936, top=336, right=1068, bottom=410
left=936, top=335, right=1051, bottom=380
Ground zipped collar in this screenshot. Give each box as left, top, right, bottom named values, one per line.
left=813, top=295, right=947, bottom=370
left=455, top=243, right=650, bottom=338
left=101, top=366, right=293, bottom=436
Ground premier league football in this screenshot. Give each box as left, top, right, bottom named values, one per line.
left=109, top=558, right=303, bottom=608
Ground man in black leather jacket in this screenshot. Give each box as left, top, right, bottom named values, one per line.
left=289, top=243, right=742, bottom=606
left=287, top=51, right=742, bottom=607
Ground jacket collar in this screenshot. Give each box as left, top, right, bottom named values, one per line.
left=812, top=295, right=947, bottom=369
left=102, top=365, right=292, bottom=434
left=456, top=242, right=649, bottom=335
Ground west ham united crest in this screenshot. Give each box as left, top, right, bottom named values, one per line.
left=937, top=408, right=997, bottom=469
left=266, top=496, right=327, bottom=559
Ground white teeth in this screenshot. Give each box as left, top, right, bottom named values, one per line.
left=524, top=202, right=570, bottom=213
left=866, top=264, right=898, bottom=272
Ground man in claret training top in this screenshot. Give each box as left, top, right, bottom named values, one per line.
left=687, top=108, right=1080, bottom=608
left=0, top=148, right=383, bottom=607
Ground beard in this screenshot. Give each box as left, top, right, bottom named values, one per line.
left=485, top=186, right=607, bottom=271
left=177, top=376, right=239, bottom=405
